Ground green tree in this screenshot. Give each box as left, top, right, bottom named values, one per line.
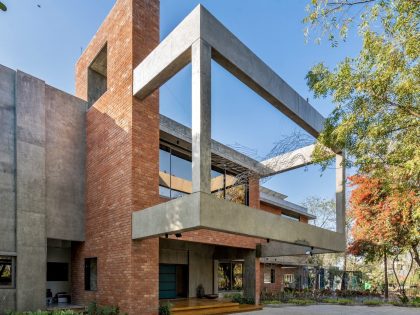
left=304, top=0, right=419, bottom=192
left=0, top=2, right=6, bottom=12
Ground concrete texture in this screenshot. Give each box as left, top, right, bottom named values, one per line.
left=191, top=39, right=212, bottom=194
left=133, top=5, right=325, bottom=138
left=243, top=250, right=257, bottom=303
left=132, top=192, right=346, bottom=253
left=336, top=153, right=346, bottom=234
left=45, top=85, right=86, bottom=241
left=15, top=70, right=47, bottom=311
left=0, top=65, right=16, bottom=254
left=242, top=305, right=420, bottom=315
left=0, top=66, right=87, bottom=312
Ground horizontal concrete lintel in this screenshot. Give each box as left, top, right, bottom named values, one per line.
left=132, top=192, right=345, bottom=253
left=133, top=5, right=325, bottom=137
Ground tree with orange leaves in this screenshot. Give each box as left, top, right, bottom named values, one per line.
left=348, top=174, right=419, bottom=300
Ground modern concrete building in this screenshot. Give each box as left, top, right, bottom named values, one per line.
left=0, top=1, right=345, bottom=314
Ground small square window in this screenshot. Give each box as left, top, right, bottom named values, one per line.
left=0, top=256, right=14, bottom=288
left=264, top=268, right=275, bottom=284
left=85, top=257, right=97, bottom=291
left=88, top=44, right=107, bottom=107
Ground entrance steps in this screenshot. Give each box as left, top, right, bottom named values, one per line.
left=171, top=301, right=263, bottom=315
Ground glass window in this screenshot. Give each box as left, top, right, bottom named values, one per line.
left=282, top=213, right=300, bottom=221
left=284, top=273, right=295, bottom=287
left=159, top=144, right=248, bottom=205
left=47, top=262, right=69, bottom=281
left=218, top=261, right=243, bottom=291
left=0, top=256, right=13, bottom=288
left=85, top=258, right=97, bottom=291
left=264, top=269, right=275, bottom=284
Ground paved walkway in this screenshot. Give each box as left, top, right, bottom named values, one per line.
left=240, top=305, right=419, bottom=315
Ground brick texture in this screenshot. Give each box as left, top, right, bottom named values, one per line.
left=71, top=1, right=160, bottom=314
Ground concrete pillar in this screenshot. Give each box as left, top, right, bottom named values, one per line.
left=191, top=39, right=211, bottom=194
left=335, top=153, right=346, bottom=234
left=244, top=250, right=260, bottom=304
left=15, top=71, right=47, bottom=311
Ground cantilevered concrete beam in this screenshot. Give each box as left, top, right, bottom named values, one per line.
left=132, top=192, right=346, bottom=253
left=336, top=153, right=346, bottom=234
left=260, top=144, right=316, bottom=177
left=133, top=5, right=325, bottom=138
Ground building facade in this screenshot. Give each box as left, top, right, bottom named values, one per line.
left=0, top=1, right=345, bottom=314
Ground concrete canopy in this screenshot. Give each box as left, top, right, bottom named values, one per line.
left=132, top=192, right=345, bottom=253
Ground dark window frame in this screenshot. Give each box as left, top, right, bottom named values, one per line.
left=84, top=257, right=97, bottom=291
left=218, top=260, right=244, bottom=291
left=0, top=256, right=15, bottom=289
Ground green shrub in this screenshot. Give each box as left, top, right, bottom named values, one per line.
left=410, top=297, right=420, bottom=307
left=363, top=299, right=382, bottom=306
left=230, top=293, right=243, bottom=304
left=158, top=302, right=172, bottom=315
left=287, top=299, right=314, bottom=305
left=261, top=300, right=282, bottom=305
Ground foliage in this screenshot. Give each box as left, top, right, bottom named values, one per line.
left=347, top=174, right=419, bottom=265
left=303, top=196, right=336, bottom=230
left=158, top=302, right=172, bottom=315
left=86, top=301, right=125, bottom=315
left=363, top=299, right=383, bottom=306
left=287, top=298, right=315, bottom=305
left=0, top=1, right=6, bottom=12
left=305, top=0, right=419, bottom=205
left=320, top=297, right=354, bottom=304
left=6, top=311, right=80, bottom=315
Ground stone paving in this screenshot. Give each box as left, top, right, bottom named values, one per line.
left=240, top=305, right=419, bottom=315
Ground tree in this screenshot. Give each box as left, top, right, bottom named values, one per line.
left=0, top=2, right=6, bottom=12
left=347, top=174, right=419, bottom=300
left=348, top=175, right=419, bottom=266
left=304, top=0, right=419, bottom=192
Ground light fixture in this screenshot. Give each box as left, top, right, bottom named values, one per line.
left=165, top=233, right=169, bottom=239
left=175, top=233, right=182, bottom=238
left=266, top=238, right=270, bottom=243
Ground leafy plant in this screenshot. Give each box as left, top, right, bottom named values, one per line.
left=287, top=299, right=314, bottom=305
left=0, top=1, right=6, bottom=12
left=363, top=299, right=383, bottom=306
left=158, top=302, right=172, bottom=315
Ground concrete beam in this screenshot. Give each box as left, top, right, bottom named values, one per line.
left=260, top=144, right=316, bottom=176
left=133, top=5, right=325, bottom=137
left=258, top=240, right=343, bottom=257
left=132, top=192, right=346, bottom=253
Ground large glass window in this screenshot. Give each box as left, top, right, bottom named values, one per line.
left=218, top=261, right=243, bottom=291
left=0, top=256, right=13, bottom=288
left=159, top=144, right=248, bottom=205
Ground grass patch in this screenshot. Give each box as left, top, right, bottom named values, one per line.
left=287, top=299, right=315, bottom=305
left=321, top=298, right=353, bottom=305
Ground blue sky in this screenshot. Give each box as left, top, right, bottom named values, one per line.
left=0, top=0, right=361, bottom=204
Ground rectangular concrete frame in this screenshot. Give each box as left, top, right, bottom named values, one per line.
left=134, top=5, right=325, bottom=138
left=132, top=192, right=345, bottom=253
left=133, top=4, right=346, bottom=253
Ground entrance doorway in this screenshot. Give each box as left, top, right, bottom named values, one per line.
left=159, top=264, right=188, bottom=299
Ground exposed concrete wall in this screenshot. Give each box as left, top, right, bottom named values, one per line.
left=15, top=70, right=47, bottom=311
left=0, top=66, right=86, bottom=312
left=45, top=86, right=86, bottom=241
left=0, top=65, right=16, bottom=255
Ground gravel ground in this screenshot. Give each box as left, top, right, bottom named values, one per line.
left=240, top=304, right=419, bottom=315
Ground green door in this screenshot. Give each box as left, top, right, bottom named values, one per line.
left=159, top=264, right=177, bottom=299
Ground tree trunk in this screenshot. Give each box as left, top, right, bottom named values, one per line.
left=384, top=251, right=389, bottom=300
left=412, top=244, right=420, bottom=268
left=340, top=252, right=347, bottom=290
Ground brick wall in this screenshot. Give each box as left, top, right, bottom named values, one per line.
left=71, top=1, right=160, bottom=314
left=260, top=264, right=299, bottom=296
